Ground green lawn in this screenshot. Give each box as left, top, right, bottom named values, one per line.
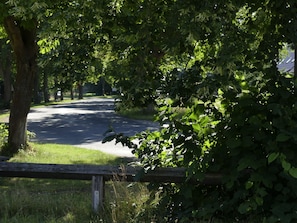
left=9, top=142, right=127, bottom=165
left=116, top=107, right=156, bottom=121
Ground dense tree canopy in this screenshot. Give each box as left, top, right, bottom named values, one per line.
left=1, top=0, right=297, bottom=221
left=38, top=1, right=104, bottom=100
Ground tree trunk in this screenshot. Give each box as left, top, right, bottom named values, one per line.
left=0, top=39, right=13, bottom=108
left=78, top=82, right=83, bottom=99
left=4, top=16, right=38, bottom=154
left=101, top=77, right=105, bottom=95
left=294, top=43, right=297, bottom=78
left=3, top=55, right=12, bottom=108
left=33, top=69, right=41, bottom=104
left=60, top=90, right=64, bottom=101
left=43, top=72, right=50, bottom=103
left=70, top=87, right=74, bottom=100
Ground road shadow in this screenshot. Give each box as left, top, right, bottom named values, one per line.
left=27, top=98, right=159, bottom=149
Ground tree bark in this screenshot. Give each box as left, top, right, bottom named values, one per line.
left=70, top=87, right=74, bottom=100
left=3, top=55, right=12, bottom=108
left=33, top=69, right=41, bottom=104
left=43, top=72, right=50, bottom=103
left=4, top=16, right=38, bottom=154
left=294, top=43, right=297, bottom=78
left=0, top=39, right=13, bottom=108
left=78, top=82, right=83, bottom=99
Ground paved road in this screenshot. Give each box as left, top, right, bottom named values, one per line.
left=27, top=98, right=159, bottom=158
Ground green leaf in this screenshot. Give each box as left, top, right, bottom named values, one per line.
left=245, top=181, right=254, bottom=190
left=267, top=152, right=279, bottom=164
left=276, top=133, right=290, bottom=142
left=192, top=124, right=201, bottom=132
left=238, top=202, right=250, bottom=214
left=255, top=196, right=263, bottom=206
left=102, top=134, right=116, bottom=143
left=281, top=160, right=291, bottom=172
left=289, top=167, right=297, bottom=178
left=227, top=138, right=241, bottom=149
left=237, top=158, right=249, bottom=171
left=182, top=186, right=193, bottom=199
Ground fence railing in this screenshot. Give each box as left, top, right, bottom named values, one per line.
left=0, top=162, right=222, bottom=212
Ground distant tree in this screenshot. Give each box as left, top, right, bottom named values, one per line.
left=103, top=0, right=178, bottom=109
left=38, top=0, right=104, bottom=100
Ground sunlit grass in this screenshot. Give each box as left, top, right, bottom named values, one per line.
left=117, top=107, right=156, bottom=121
left=0, top=179, right=151, bottom=223
left=9, top=142, right=124, bottom=165
left=0, top=113, right=9, bottom=123
left=0, top=142, right=153, bottom=223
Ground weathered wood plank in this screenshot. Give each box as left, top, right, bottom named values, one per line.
left=0, top=156, right=9, bottom=162
left=0, top=162, right=222, bottom=185
left=0, top=162, right=223, bottom=213
left=92, top=175, right=104, bottom=212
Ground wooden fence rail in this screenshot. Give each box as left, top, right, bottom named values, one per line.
left=0, top=162, right=222, bottom=212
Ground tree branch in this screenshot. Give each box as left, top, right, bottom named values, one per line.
left=3, top=16, right=24, bottom=58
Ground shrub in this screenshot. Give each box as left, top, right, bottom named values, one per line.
left=0, top=123, right=8, bottom=149
left=110, top=68, right=297, bottom=222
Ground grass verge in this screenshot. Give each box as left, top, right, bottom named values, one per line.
left=116, top=107, right=156, bottom=121
left=9, top=142, right=128, bottom=165
left=0, top=143, right=153, bottom=223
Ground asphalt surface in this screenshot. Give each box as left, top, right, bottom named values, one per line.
left=27, top=98, right=159, bottom=158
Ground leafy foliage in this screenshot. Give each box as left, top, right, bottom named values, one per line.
left=38, top=0, right=105, bottom=97
left=104, top=1, right=297, bottom=222
left=0, top=123, right=8, bottom=148
left=103, top=0, right=182, bottom=109
left=3, top=0, right=297, bottom=221
left=125, top=70, right=297, bottom=222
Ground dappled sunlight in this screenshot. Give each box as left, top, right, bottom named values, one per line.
left=27, top=98, right=158, bottom=157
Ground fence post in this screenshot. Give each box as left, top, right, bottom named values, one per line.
left=92, top=175, right=105, bottom=212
